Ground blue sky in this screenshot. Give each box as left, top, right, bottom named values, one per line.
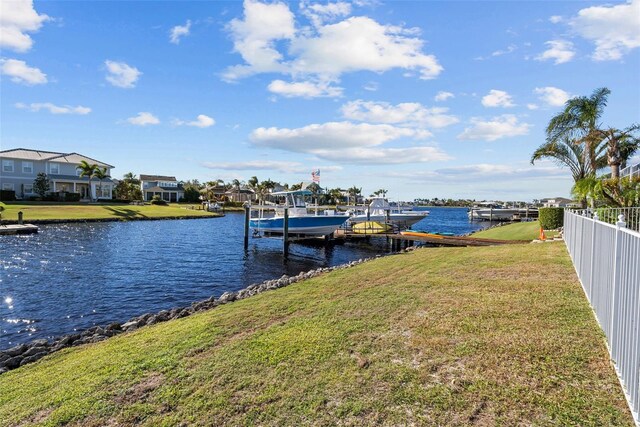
left=1, top=0, right=639, bottom=201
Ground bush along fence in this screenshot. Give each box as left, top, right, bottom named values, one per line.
left=539, top=207, right=564, bottom=229
left=564, top=209, right=640, bottom=426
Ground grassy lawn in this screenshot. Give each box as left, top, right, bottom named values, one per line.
left=0, top=243, right=632, bottom=426
left=472, top=221, right=560, bottom=241
left=0, top=202, right=219, bottom=221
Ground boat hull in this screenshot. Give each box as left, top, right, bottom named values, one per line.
left=249, top=215, right=349, bottom=236
left=349, top=213, right=428, bottom=228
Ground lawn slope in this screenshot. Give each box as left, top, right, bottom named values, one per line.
left=0, top=243, right=632, bottom=426
left=472, top=221, right=559, bottom=241
left=0, top=202, right=217, bottom=221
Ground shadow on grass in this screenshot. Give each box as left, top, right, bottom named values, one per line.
left=103, top=206, right=148, bottom=219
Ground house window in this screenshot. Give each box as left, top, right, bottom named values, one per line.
left=22, top=161, right=33, bottom=174
left=97, top=185, right=111, bottom=199
left=2, top=183, right=14, bottom=191
left=23, top=184, right=33, bottom=194
left=76, top=168, right=82, bottom=176
left=50, top=163, right=60, bottom=174
left=2, top=160, right=14, bottom=173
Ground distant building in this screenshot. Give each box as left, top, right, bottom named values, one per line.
left=541, top=197, right=577, bottom=208
left=225, top=186, right=255, bottom=203
left=0, top=148, right=114, bottom=200
left=140, top=175, right=184, bottom=202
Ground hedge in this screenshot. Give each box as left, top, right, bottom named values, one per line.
left=539, top=207, right=564, bottom=229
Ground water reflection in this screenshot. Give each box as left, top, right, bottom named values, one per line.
left=0, top=208, right=489, bottom=348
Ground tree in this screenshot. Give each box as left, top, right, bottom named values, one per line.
left=546, top=87, right=610, bottom=173
left=347, top=186, right=361, bottom=205
left=93, top=167, right=110, bottom=200
left=33, top=172, right=49, bottom=198
left=531, top=137, right=606, bottom=184
left=77, top=160, right=98, bottom=201
left=600, top=125, right=640, bottom=178
left=114, top=172, right=142, bottom=201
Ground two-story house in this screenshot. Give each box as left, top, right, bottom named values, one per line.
left=0, top=148, right=114, bottom=200
left=140, top=175, right=184, bottom=202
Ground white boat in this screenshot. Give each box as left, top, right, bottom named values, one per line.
left=468, top=205, right=538, bottom=221
left=348, top=197, right=429, bottom=228
left=249, top=190, right=349, bottom=237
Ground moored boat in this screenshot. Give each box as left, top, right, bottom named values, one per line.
left=349, top=197, right=429, bottom=228
left=249, top=190, right=349, bottom=237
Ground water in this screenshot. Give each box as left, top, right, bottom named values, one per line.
left=0, top=208, right=488, bottom=348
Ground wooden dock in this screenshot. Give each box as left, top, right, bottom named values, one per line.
left=334, top=229, right=529, bottom=247
left=0, top=224, right=39, bottom=235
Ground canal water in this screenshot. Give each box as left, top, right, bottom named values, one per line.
left=0, top=207, right=490, bottom=348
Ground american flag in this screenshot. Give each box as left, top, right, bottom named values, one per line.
left=311, top=169, right=320, bottom=183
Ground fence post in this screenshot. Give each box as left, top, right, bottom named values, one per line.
left=609, top=215, right=626, bottom=355
left=588, top=213, right=599, bottom=298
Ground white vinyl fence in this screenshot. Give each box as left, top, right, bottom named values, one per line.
left=564, top=209, right=640, bottom=425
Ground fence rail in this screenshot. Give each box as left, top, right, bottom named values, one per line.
left=621, top=163, right=640, bottom=179
left=571, top=207, right=640, bottom=232
left=564, top=209, right=640, bottom=425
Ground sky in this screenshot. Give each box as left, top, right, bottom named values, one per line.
left=1, top=0, right=639, bottom=201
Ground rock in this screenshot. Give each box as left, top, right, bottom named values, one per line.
left=20, top=351, right=48, bottom=366
left=0, top=353, right=10, bottom=363
left=219, top=292, right=237, bottom=303
left=106, top=322, right=122, bottom=331
left=30, top=339, right=49, bottom=348
left=5, top=344, right=27, bottom=357
left=0, top=367, right=8, bottom=375
left=2, top=356, right=23, bottom=369
left=22, top=346, right=48, bottom=358
left=121, top=320, right=138, bottom=330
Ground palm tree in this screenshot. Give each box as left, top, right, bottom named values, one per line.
left=93, top=167, right=110, bottom=200
left=347, top=186, right=361, bottom=205
left=531, top=137, right=607, bottom=208
left=77, top=160, right=98, bottom=201
left=600, top=125, right=640, bottom=178
left=546, top=87, right=610, bottom=173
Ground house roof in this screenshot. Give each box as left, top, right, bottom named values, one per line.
left=140, top=174, right=178, bottom=182
left=49, top=174, right=114, bottom=183
left=0, top=148, right=114, bottom=168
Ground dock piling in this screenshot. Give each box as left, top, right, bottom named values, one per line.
left=18, top=211, right=23, bottom=225
left=243, top=205, right=250, bottom=250
left=283, top=208, right=289, bottom=257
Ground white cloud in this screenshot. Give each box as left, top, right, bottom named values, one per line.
left=341, top=100, right=458, bottom=129
left=549, top=15, right=563, bottom=24
left=457, top=115, right=531, bottom=141
left=15, top=102, right=90, bottom=115
left=126, top=112, right=160, bottom=126
left=223, top=0, right=295, bottom=80
left=534, top=86, right=571, bottom=107
left=173, top=114, right=216, bottom=128
left=202, top=160, right=342, bottom=173
left=0, top=0, right=49, bottom=52
left=301, top=1, right=352, bottom=27
left=527, top=103, right=539, bottom=110
left=491, top=44, right=517, bottom=57
left=223, top=1, right=442, bottom=83
left=570, top=0, right=640, bottom=61
left=104, top=60, right=142, bottom=88
left=268, top=79, right=343, bottom=98
left=434, top=91, right=454, bottom=102
left=363, top=81, right=378, bottom=91
left=481, top=89, right=515, bottom=108
left=289, top=16, right=442, bottom=80
left=0, top=58, right=47, bottom=85
left=249, top=121, right=446, bottom=164
left=388, top=162, right=567, bottom=183
left=169, top=20, right=191, bottom=44
left=535, top=40, right=575, bottom=64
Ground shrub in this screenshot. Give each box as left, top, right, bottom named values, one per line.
left=0, top=190, right=15, bottom=201
left=64, top=192, right=81, bottom=202
left=150, top=195, right=168, bottom=205
left=539, top=207, right=564, bottom=229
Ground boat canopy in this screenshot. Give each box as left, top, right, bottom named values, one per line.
left=271, top=190, right=313, bottom=196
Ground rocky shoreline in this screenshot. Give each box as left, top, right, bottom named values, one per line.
left=0, top=214, right=222, bottom=225
left=0, top=247, right=418, bottom=374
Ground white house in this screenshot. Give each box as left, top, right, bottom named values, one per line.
left=0, top=148, right=114, bottom=200
left=139, top=174, right=184, bottom=202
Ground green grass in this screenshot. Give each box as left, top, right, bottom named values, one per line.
left=0, top=201, right=220, bottom=221
left=472, top=221, right=560, bottom=241
left=0, top=243, right=632, bottom=426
